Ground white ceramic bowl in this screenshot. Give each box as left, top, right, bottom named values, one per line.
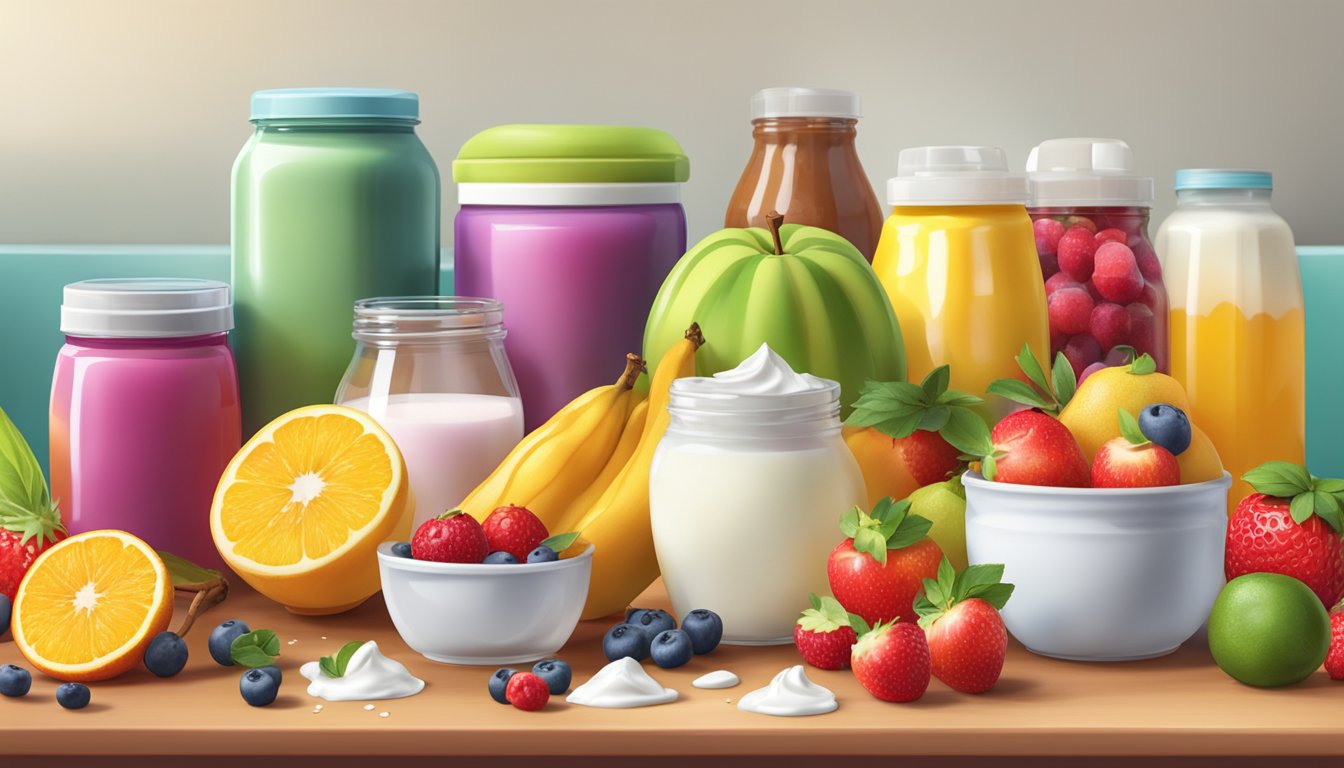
left=963, top=471, right=1230, bottom=662
left=377, top=543, right=593, bottom=665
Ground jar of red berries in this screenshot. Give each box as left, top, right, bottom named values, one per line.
left=1026, top=138, right=1168, bottom=379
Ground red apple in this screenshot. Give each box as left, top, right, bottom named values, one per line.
left=987, top=410, right=1090, bottom=487
left=1091, top=436, right=1180, bottom=488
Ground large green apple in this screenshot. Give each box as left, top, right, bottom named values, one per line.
left=642, top=219, right=905, bottom=414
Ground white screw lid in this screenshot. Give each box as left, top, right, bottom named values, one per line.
left=61, top=278, right=233, bottom=338
left=886, top=146, right=1028, bottom=206
left=751, top=87, right=861, bottom=120
left=1025, top=138, right=1154, bottom=207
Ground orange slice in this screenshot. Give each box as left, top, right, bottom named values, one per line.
left=211, top=404, right=412, bottom=614
left=12, top=530, right=173, bottom=682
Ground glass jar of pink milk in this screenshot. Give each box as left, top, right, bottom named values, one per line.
left=50, top=279, right=241, bottom=567
left=335, top=297, right=523, bottom=529
left=452, top=124, right=689, bottom=430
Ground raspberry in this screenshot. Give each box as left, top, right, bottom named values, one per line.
left=1048, top=287, right=1094, bottom=336
left=1132, top=240, right=1164, bottom=282
left=1062, top=335, right=1102, bottom=381
left=1093, top=242, right=1145, bottom=304
left=1033, top=218, right=1066, bottom=256
left=1045, top=272, right=1082, bottom=296
left=1095, top=228, right=1127, bottom=245
left=505, top=672, right=551, bottom=711
left=1089, top=302, right=1131, bottom=352
left=1057, top=227, right=1099, bottom=282
left=1327, top=607, right=1344, bottom=681
left=1063, top=215, right=1097, bottom=234
left=1126, top=303, right=1156, bottom=356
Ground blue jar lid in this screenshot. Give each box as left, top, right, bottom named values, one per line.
left=1174, top=169, right=1272, bottom=191
left=250, top=88, right=419, bottom=121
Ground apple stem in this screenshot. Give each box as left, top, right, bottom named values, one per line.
left=766, top=210, right=785, bottom=255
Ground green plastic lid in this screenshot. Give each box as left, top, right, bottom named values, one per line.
left=452, top=124, right=689, bottom=184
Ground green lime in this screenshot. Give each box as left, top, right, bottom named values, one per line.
left=909, top=477, right=967, bottom=571
left=1207, top=573, right=1330, bottom=687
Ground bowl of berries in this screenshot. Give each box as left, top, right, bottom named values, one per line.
left=377, top=505, right=593, bottom=665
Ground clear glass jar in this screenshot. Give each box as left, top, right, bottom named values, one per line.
left=335, top=297, right=522, bottom=529
left=648, top=348, right=865, bottom=645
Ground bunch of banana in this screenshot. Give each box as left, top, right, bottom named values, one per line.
left=457, top=353, right=645, bottom=528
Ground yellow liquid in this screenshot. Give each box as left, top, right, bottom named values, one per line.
left=1170, top=303, right=1305, bottom=511
left=872, top=206, right=1050, bottom=421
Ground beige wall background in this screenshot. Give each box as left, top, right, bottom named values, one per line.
left=2, top=0, right=1342, bottom=247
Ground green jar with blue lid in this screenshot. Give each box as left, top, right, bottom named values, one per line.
left=232, top=88, right=441, bottom=435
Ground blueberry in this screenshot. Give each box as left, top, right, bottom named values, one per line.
left=1138, top=403, right=1192, bottom=456
left=257, top=665, right=282, bottom=686
left=240, top=667, right=280, bottom=707
left=0, top=664, right=31, bottom=697
left=390, top=541, right=413, bottom=558
left=488, top=667, right=516, bottom=704
left=526, top=545, right=558, bottom=563
left=484, top=551, right=518, bottom=564
left=208, top=619, right=250, bottom=666
left=56, top=683, right=90, bottom=710
left=681, top=608, right=723, bottom=655
left=143, top=631, right=189, bottom=678
left=531, top=658, right=572, bottom=695
left=603, top=623, right=650, bottom=662
left=629, top=608, right=676, bottom=640
left=649, top=629, right=693, bottom=669
left=0, top=593, right=10, bottom=635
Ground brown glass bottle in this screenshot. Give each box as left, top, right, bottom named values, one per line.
left=726, top=116, right=884, bottom=261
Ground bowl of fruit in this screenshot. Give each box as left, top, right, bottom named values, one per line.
left=377, top=505, right=593, bottom=665
left=962, top=351, right=1231, bottom=661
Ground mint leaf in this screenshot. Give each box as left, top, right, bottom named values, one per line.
left=1313, top=478, right=1344, bottom=494
left=869, top=497, right=898, bottom=525
left=886, top=513, right=933, bottom=550
left=986, top=379, right=1050, bottom=409
left=853, top=527, right=888, bottom=565
left=1243, top=462, right=1313, bottom=498
left=319, top=656, right=339, bottom=679
left=917, top=405, right=951, bottom=433
left=940, top=408, right=993, bottom=457
left=1051, top=352, right=1077, bottom=408
left=974, top=582, right=1016, bottom=611
left=1128, top=354, right=1157, bottom=375
left=335, top=641, right=365, bottom=675
left=1118, top=408, right=1150, bottom=446
left=873, top=411, right=925, bottom=440
left=920, top=365, right=951, bottom=403
left=955, top=563, right=1006, bottom=602
left=231, top=629, right=280, bottom=668
left=1314, top=490, right=1344, bottom=533
left=839, top=507, right=861, bottom=538
left=0, top=405, right=62, bottom=546
left=541, top=531, right=580, bottom=553
left=1016, top=343, right=1052, bottom=396
left=936, top=391, right=984, bottom=408
left=1289, top=492, right=1315, bottom=524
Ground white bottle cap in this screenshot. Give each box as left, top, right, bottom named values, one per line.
left=61, top=278, right=233, bottom=338
left=751, top=87, right=861, bottom=120
left=886, top=146, right=1028, bottom=206
left=1026, top=138, right=1155, bottom=207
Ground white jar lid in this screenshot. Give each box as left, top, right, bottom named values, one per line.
left=62, top=278, right=233, bottom=338
left=751, top=87, right=861, bottom=120
left=1026, top=138, right=1154, bottom=207
left=886, top=146, right=1028, bottom=206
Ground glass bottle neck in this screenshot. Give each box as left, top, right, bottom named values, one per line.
left=751, top=117, right=858, bottom=141
left=253, top=117, right=418, bottom=134
left=1176, top=188, right=1274, bottom=208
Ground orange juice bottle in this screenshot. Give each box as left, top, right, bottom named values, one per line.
left=1157, top=170, right=1303, bottom=512
left=872, top=146, right=1050, bottom=421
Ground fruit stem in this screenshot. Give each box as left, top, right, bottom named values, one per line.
left=617, top=353, right=646, bottom=389
left=174, top=577, right=229, bottom=638
left=766, top=210, right=785, bottom=255
left=684, top=322, right=705, bottom=350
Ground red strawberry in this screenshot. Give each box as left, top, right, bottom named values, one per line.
left=1225, top=462, right=1344, bottom=607
left=986, top=409, right=1090, bottom=488
left=793, top=593, right=858, bottom=670
left=915, top=558, right=1015, bottom=694
left=411, top=508, right=489, bottom=563
left=850, top=619, right=931, bottom=702
left=1327, top=601, right=1344, bottom=681
left=828, top=497, right=943, bottom=625
left=505, top=671, right=550, bottom=711
left=0, top=503, right=66, bottom=601
left=482, top=505, right=550, bottom=561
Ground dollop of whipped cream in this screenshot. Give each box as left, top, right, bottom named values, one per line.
left=566, top=657, right=678, bottom=708
left=737, top=665, right=837, bottom=717
left=673, top=344, right=833, bottom=398
left=692, top=669, right=740, bottom=689
left=300, top=641, right=425, bottom=701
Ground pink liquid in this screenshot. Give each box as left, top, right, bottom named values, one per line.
left=50, top=334, right=241, bottom=568
left=342, top=393, right=523, bottom=528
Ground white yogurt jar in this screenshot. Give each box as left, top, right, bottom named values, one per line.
left=649, top=344, right=865, bottom=645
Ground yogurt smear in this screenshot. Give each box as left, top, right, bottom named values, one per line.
left=566, top=657, right=678, bottom=708
left=692, top=670, right=740, bottom=689
left=737, top=665, right=837, bottom=717
left=300, top=641, right=425, bottom=701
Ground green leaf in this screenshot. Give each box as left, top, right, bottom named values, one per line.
left=982, top=453, right=998, bottom=482
left=936, top=556, right=956, bottom=601
left=917, top=406, right=951, bottom=433
left=1312, top=478, right=1344, bottom=494
left=1051, top=352, right=1077, bottom=407
left=920, top=365, right=951, bottom=403
left=839, top=507, right=861, bottom=538
left=886, top=513, right=933, bottom=550
left=853, top=527, right=888, bottom=565
left=974, top=582, right=1016, bottom=611
left=1313, top=491, right=1344, bottom=533
left=0, top=405, right=60, bottom=546
left=913, top=593, right=941, bottom=629
left=954, top=563, right=1006, bottom=602
left=1128, top=354, right=1157, bottom=375
left=869, top=497, right=899, bottom=525
left=157, top=551, right=222, bottom=589
left=797, top=595, right=851, bottom=632
left=1289, top=492, right=1316, bottom=525
left=808, top=592, right=822, bottom=611
left=986, top=379, right=1051, bottom=409
left=873, top=411, right=925, bottom=441
left=1015, top=343, right=1052, bottom=395
left=1243, top=461, right=1314, bottom=498
left=1117, top=408, right=1150, bottom=446
left=540, top=531, right=580, bottom=553
left=319, top=656, right=340, bottom=679
left=848, top=613, right=871, bottom=637
left=940, top=408, right=994, bottom=457
left=335, top=641, right=366, bottom=676
left=921, top=575, right=946, bottom=608
left=935, top=391, right=984, bottom=408
left=231, top=629, right=280, bottom=668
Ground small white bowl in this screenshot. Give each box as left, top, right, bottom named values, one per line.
left=377, top=543, right=593, bottom=665
left=963, top=471, right=1230, bottom=662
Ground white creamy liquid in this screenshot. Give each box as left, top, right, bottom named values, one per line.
left=738, top=665, right=838, bottom=717
left=300, top=641, right=425, bottom=701
left=565, top=657, right=678, bottom=709
left=692, top=670, right=740, bottom=689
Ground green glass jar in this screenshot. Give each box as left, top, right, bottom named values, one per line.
left=231, top=88, right=440, bottom=435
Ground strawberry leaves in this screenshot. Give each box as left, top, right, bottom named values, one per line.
left=1117, top=408, right=1151, bottom=447
left=987, top=344, right=1075, bottom=415
left=839, top=497, right=932, bottom=566
left=1127, top=354, right=1158, bottom=375
left=914, top=557, right=1015, bottom=630
left=798, top=593, right=867, bottom=635
left=845, top=366, right=991, bottom=460
left=0, top=405, right=63, bottom=547
left=1243, top=461, right=1344, bottom=533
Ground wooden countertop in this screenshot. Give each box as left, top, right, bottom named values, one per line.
left=0, top=579, right=1339, bottom=765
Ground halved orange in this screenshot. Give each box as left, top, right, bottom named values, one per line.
left=13, top=530, right=173, bottom=682
left=211, top=404, right=412, bottom=614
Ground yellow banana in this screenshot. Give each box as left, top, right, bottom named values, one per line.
left=554, top=397, right=649, bottom=534
left=458, top=354, right=643, bottom=523
left=575, top=324, right=704, bottom=620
